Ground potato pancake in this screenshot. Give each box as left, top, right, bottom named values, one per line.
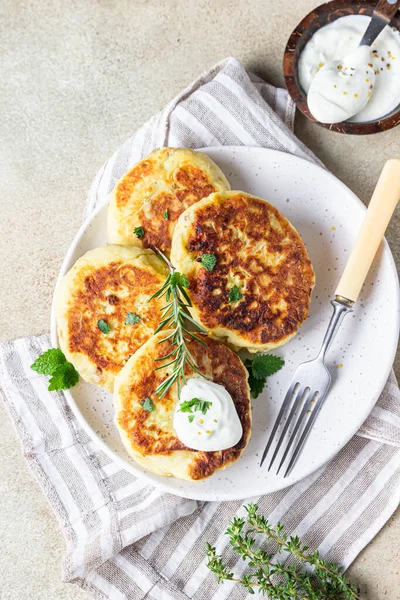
left=107, top=147, right=230, bottom=256
left=55, top=245, right=168, bottom=391
left=170, top=191, right=315, bottom=352
left=114, top=331, right=251, bottom=481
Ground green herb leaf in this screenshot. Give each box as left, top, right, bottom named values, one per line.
left=247, top=373, right=266, bottom=399
left=133, top=226, right=145, bottom=238
left=250, top=354, right=285, bottom=379
left=125, top=312, right=141, bottom=325
left=31, top=348, right=80, bottom=392
left=31, top=348, right=66, bottom=375
left=179, top=397, right=212, bottom=415
left=97, top=319, right=111, bottom=334
left=201, top=253, right=217, bottom=272
left=170, top=271, right=189, bottom=289
left=163, top=210, right=169, bottom=219
left=140, top=397, right=155, bottom=412
left=228, top=285, right=243, bottom=303
left=48, top=362, right=80, bottom=392
left=188, top=414, right=195, bottom=423
left=244, top=354, right=284, bottom=398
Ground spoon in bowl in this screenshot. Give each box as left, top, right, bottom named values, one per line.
left=307, top=0, right=400, bottom=123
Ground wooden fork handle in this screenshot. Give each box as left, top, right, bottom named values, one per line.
left=374, top=0, right=400, bottom=21
left=335, top=159, right=400, bottom=303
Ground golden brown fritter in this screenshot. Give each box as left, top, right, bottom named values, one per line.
left=107, top=147, right=230, bottom=256
left=114, top=331, right=251, bottom=481
left=171, top=191, right=315, bottom=352
left=55, top=245, right=168, bottom=391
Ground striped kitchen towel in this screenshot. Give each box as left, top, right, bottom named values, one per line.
left=1, top=57, right=399, bottom=600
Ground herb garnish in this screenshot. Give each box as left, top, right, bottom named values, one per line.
left=31, top=348, right=79, bottom=392
left=228, top=285, right=243, bottom=303
left=31, top=348, right=66, bottom=375
left=140, top=397, right=155, bottom=412
left=244, top=354, right=284, bottom=398
left=133, top=226, right=145, bottom=238
left=163, top=210, right=169, bottom=219
left=179, top=397, right=212, bottom=421
left=201, top=253, right=217, bottom=271
left=149, top=250, right=207, bottom=398
left=206, top=503, right=358, bottom=598
left=97, top=319, right=111, bottom=334
left=125, top=312, right=140, bottom=325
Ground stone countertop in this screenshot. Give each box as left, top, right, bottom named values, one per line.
left=0, top=1, right=399, bottom=598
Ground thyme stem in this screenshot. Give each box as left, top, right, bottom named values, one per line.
left=205, top=504, right=359, bottom=599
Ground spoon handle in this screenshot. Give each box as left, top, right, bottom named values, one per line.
left=374, top=0, right=400, bottom=20
left=359, top=0, right=400, bottom=46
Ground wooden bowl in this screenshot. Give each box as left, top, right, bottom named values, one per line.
left=283, top=0, right=400, bottom=134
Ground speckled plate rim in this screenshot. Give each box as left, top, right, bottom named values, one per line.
left=50, top=146, right=400, bottom=501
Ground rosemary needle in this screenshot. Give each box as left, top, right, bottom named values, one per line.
left=149, top=249, right=208, bottom=398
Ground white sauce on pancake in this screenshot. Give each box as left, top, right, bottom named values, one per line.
left=173, top=378, right=242, bottom=451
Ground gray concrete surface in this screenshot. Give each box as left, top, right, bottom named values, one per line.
left=0, top=1, right=399, bottom=598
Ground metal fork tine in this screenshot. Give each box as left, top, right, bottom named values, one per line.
left=259, top=299, right=353, bottom=476
left=276, top=389, right=317, bottom=475
left=283, top=390, right=328, bottom=477
left=259, top=380, right=299, bottom=467
left=267, top=385, right=308, bottom=471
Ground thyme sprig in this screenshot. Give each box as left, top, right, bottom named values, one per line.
left=149, top=250, right=207, bottom=398
left=206, top=504, right=359, bottom=599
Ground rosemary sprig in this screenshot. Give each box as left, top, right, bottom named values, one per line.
left=205, top=504, right=359, bottom=599
left=149, top=250, right=207, bottom=398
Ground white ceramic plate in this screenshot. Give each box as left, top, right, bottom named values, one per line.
left=51, top=146, right=400, bottom=501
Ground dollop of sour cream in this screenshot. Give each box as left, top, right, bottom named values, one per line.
left=173, top=378, right=243, bottom=452
left=307, top=46, right=375, bottom=123
left=299, top=15, right=400, bottom=123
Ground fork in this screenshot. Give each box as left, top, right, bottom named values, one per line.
left=260, top=158, right=400, bottom=477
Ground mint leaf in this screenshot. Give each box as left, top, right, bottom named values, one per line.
left=244, top=354, right=284, bottom=398
left=170, top=272, right=189, bottom=289
left=97, top=319, right=111, bottom=334
left=248, top=373, right=266, bottom=399
left=140, top=397, right=155, bottom=412
left=179, top=397, right=212, bottom=415
left=228, top=285, right=243, bottom=303
left=48, top=362, right=79, bottom=392
left=251, top=354, right=285, bottom=379
left=30, top=348, right=80, bottom=392
left=31, top=348, right=66, bottom=375
left=163, top=210, right=169, bottom=219
left=133, top=226, right=145, bottom=238
left=188, top=415, right=195, bottom=423
left=201, top=253, right=217, bottom=272
left=125, top=312, right=140, bottom=325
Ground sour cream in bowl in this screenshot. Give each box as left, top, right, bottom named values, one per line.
left=283, top=2, right=400, bottom=134
left=307, top=45, right=376, bottom=123
left=298, top=14, right=400, bottom=123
